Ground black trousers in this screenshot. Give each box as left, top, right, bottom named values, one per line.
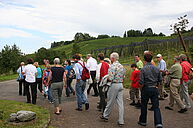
left=36, top=78, right=43, bottom=93
left=19, top=79, right=26, bottom=96
left=87, top=71, right=98, bottom=95
left=25, top=81, right=37, bottom=104
left=98, top=85, right=106, bottom=112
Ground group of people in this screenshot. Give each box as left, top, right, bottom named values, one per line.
left=16, top=51, right=193, bottom=128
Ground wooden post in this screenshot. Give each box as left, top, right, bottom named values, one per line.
left=177, top=29, right=191, bottom=63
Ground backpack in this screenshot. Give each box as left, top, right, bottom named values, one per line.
left=78, top=62, right=90, bottom=80
left=69, top=68, right=76, bottom=79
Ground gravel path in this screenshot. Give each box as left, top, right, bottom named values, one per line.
left=0, top=80, right=193, bottom=128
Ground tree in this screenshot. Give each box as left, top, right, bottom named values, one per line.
left=71, top=43, right=80, bottom=55
left=97, top=34, right=110, bottom=39
left=143, top=28, right=153, bottom=36
left=74, top=32, right=85, bottom=43
left=35, top=47, right=49, bottom=64
left=123, top=31, right=127, bottom=38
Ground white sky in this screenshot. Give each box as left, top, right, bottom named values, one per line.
left=0, top=0, right=193, bottom=54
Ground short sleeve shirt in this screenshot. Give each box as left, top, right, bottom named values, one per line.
left=65, top=65, right=72, bottom=77
left=51, top=67, right=65, bottom=83
left=23, top=64, right=37, bottom=83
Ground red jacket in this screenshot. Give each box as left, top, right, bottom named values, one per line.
left=130, top=70, right=140, bottom=88
left=181, top=61, right=192, bottom=82
left=100, top=62, right=109, bottom=80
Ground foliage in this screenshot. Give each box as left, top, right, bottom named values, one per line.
left=0, top=44, right=23, bottom=74
left=0, top=74, right=18, bottom=82
left=97, top=34, right=110, bottom=39
left=0, top=100, right=50, bottom=128
left=71, top=43, right=81, bottom=55
left=127, top=30, right=143, bottom=37
left=123, top=31, right=127, bottom=38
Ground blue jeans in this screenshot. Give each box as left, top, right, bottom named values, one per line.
left=48, top=85, right=53, bottom=102
left=76, top=80, right=88, bottom=109
left=139, top=87, right=162, bottom=127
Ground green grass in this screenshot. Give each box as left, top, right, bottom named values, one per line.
left=0, top=100, right=50, bottom=128
left=0, top=74, right=18, bottom=82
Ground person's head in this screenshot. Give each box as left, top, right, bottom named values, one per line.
left=179, top=54, right=187, bottom=62
left=43, top=59, right=49, bottom=65
left=135, top=55, right=140, bottom=62
left=46, top=64, right=51, bottom=71
left=110, top=52, right=119, bottom=63
left=34, top=62, right=39, bottom=67
left=72, top=54, right=81, bottom=62
left=87, top=54, right=92, bottom=59
left=104, top=58, right=111, bottom=64
left=20, top=62, right=25, bottom=66
left=144, top=53, right=153, bottom=63
left=53, top=58, right=60, bottom=65
left=131, top=64, right=138, bottom=70
left=66, top=59, right=71, bottom=65
left=97, top=53, right=105, bottom=61
left=174, top=56, right=181, bottom=63
left=27, top=58, right=34, bottom=64
left=156, top=54, right=162, bottom=61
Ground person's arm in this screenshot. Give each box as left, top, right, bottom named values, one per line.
left=86, top=60, right=90, bottom=71
left=139, top=69, right=144, bottom=89
left=108, top=67, right=115, bottom=82
left=75, top=63, right=81, bottom=82
left=47, top=71, right=52, bottom=86
left=96, top=63, right=102, bottom=83
left=63, top=71, right=67, bottom=87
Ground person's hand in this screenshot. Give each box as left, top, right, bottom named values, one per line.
left=191, top=93, right=193, bottom=100
left=77, top=79, right=81, bottom=83
left=64, top=84, right=67, bottom=88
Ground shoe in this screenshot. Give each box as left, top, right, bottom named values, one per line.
left=117, top=122, right=124, bottom=127
left=73, top=91, right=75, bottom=95
left=92, top=95, right=98, bottom=97
left=75, top=108, right=83, bottom=111
left=159, top=97, right=165, bottom=100
left=54, top=112, right=61, bottom=115
left=100, top=116, right=108, bottom=122
left=164, top=93, right=168, bottom=98
left=148, top=107, right=154, bottom=111
left=178, top=108, right=187, bottom=113
left=59, top=109, right=62, bottom=113
left=138, top=121, right=147, bottom=126
left=165, top=106, right=173, bottom=110
left=85, top=103, right=89, bottom=110
left=130, top=101, right=136, bottom=106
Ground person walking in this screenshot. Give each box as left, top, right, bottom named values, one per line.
left=96, top=53, right=110, bottom=112
left=34, top=62, right=43, bottom=94
left=22, top=58, right=37, bottom=104
left=65, top=59, right=75, bottom=97
left=138, top=53, right=163, bottom=128
left=179, top=54, right=192, bottom=109
left=156, top=54, right=168, bottom=100
left=47, top=58, right=66, bottom=115
left=100, top=52, right=126, bottom=126
left=86, top=54, right=98, bottom=96
left=73, top=54, right=89, bottom=111
left=17, top=62, right=26, bottom=96
left=165, top=56, right=187, bottom=113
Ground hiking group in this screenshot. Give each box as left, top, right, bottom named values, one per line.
left=16, top=51, right=193, bottom=128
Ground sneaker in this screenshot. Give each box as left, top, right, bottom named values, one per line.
left=138, top=121, right=147, bottom=126
left=117, top=122, right=124, bottom=127
left=178, top=108, right=187, bottom=113
left=100, top=116, right=108, bottom=122
left=165, top=106, right=173, bottom=110
left=75, top=108, right=83, bottom=111
left=164, top=93, right=168, bottom=98
left=159, top=97, right=165, bottom=100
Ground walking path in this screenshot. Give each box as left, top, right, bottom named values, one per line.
left=0, top=80, right=193, bottom=128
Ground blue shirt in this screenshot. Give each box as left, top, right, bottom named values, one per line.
left=65, top=65, right=73, bottom=77
left=74, top=61, right=84, bottom=80
left=157, top=59, right=167, bottom=71
left=36, top=67, right=42, bottom=78
left=17, top=66, right=25, bottom=80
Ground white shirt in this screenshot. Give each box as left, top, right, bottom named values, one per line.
left=96, top=63, right=102, bottom=83
left=23, top=64, right=37, bottom=83
left=86, top=57, right=97, bottom=71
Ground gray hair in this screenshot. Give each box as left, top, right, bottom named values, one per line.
left=87, top=54, right=92, bottom=58
left=54, top=58, right=60, bottom=64
left=110, top=52, right=119, bottom=60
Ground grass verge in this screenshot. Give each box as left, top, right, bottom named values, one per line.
left=0, top=100, right=50, bottom=128
left=0, top=74, right=18, bottom=82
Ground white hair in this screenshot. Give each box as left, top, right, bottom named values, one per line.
left=110, top=52, right=119, bottom=60
left=54, top=58, right=60, bottom=64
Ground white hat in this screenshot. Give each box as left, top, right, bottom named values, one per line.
left=156, top=54, right=162, bottom=58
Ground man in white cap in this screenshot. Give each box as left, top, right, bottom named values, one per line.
left=156, top=54, right=168, bottom=100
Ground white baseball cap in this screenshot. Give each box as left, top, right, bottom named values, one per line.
left=156, top=54, right=162, bottom=58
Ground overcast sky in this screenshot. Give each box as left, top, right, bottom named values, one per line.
left=0, top=0, right=193, bottom=54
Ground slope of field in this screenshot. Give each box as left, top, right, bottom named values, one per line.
left=52, top=36, right=174, bottom=57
